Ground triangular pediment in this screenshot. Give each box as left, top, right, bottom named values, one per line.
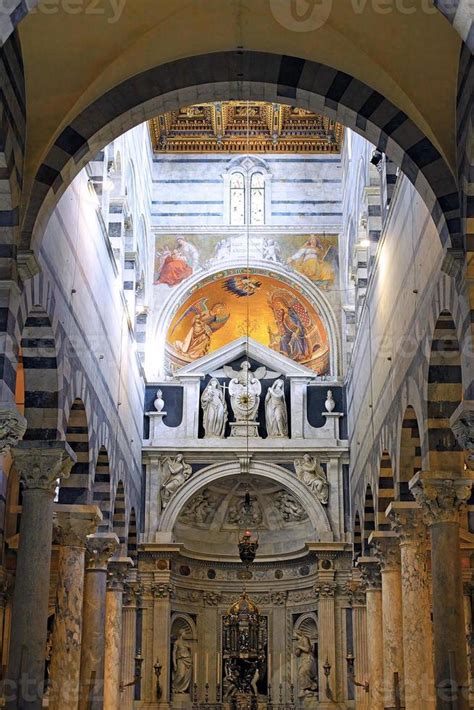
left=175, top=337, right=318, bottom=378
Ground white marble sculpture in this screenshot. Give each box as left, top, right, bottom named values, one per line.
left=223, top=361, right=267, bottom=437
left=171, top=629, right=192, bottom=694
left=201, top=378, right=227, bottom=437
left=325, top=389, right=335, bottom=413
left=294, top=453, right=329, bottom=505
left=154, top=389, right=165, bottom=412
left=295, top=630, right=318, bottom=698
left=161, top=455, right=192, bottom=508
left=265, top=378, right=288, bottom=438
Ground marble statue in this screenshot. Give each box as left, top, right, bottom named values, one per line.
left=201, top=378, right=227, bottom=437
left=172, top=629, right=193, bottom=694
left=325, top=389, right=335, bottom=412
left=265, top=379, right=288, bottom=437
left=224, top=361, right=265, bottom=422
left=295, top=630, right=318, bottom=698
left=294, top=454, right=329, bottom=505
left=275, top=490, right=307, bottom=521
left=161, top=455, right=192, bottom=508
left=154, top=389, right=165, bottom=412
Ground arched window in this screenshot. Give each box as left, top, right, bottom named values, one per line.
left=250, top=171, right=265, bottom=225
left=230, top=171, right=245, bottom=225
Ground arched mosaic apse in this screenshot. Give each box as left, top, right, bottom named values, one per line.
left=166, top=273, right=330, bottom=374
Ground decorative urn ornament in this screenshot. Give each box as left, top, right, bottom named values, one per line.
left=154, top=389, right=165, bottom=412
left=325, top=390, right=335, bottom=413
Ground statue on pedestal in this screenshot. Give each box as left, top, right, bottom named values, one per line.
left=294, top=630, right=318, bottom=698
left=294, top=454, right=329, bottom=505
left=265, top=379, right=288, bottom=438
left=171, top=629, right=192, bottom=694
left=201, top=378, right=227, bottom=437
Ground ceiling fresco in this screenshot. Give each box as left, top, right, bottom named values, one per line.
left=166, top=273, right=330, bottom=374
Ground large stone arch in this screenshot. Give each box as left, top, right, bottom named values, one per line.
left=152, top=261, right=342, bottom=378
left=23, top=51, right=460, bottom=255
left=158, top=460, right=333, bottom=539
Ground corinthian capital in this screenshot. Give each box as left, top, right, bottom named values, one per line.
left=369, top=531, right=401, bottom=571
left=314, top=582, right=337, bottom=598
left=53, top=505, right=102, bottom=547
left=357, top=557, right=382, bottom=591
left=386, top=501, right=427, bottom=545
left=13, top=441, right=76, bottom=493
left=107, top=557, right=133, bottom=592
left=85, top=532, right=119, bottom=571
left=0, top=404, right=27, bottom=455
left=409, top=471, right=474, bottom=525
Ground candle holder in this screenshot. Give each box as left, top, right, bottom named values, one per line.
left=205, top=682, right=210, bottom=704
left=290, top=683, right=295, bottom=705
left=346, top=651, right=369, bottom=693
left=192, top=681, right=199, bottom=710
left=267, top=682, right=272, bottom=709
left=279, top=682, right=283, bottom=704
left=323, top=657, right=333, bottom=700
left=120, top=648, right=144, bottom=693
left=216, top=681, right=221, bottom=703
left=154, top=658, right=162, bottom=700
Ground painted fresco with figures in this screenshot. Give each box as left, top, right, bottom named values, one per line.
left=166, top=273, right=330, bottom=374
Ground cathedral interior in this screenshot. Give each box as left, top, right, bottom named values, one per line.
left=0, top=2, right=472, bottom=709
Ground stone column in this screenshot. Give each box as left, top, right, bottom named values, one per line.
left=410, top=472, right=473, bottom=710
left=48, top=505, right=102, bottom=710
left=104, top=557, right=133, bottom=710
left=6, top=443, right=74, bottom=710
left=357, top=557, right=383, bottom=710
left=370, top=531, right=405, bottom=710
left=78, top=532, right=119, bottom=710
left=0, top=568, right=11, bottom=675
left=315, top=578, right=337, bottom=706
left=348, top=581, right=369, bottom=709
left=121, top=576, right=139, bottom=710
left=387, top=502, right=435, bottom=710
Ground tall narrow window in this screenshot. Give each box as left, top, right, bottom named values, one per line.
left=250, top=172, right=265, bottom=225
left=230, top=171, right=245, bottom=225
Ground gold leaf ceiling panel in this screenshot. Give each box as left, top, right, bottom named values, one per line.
left=149, top=101, right=343, bottom=153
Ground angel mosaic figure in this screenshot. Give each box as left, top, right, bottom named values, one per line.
left=173, top=298, right=230, bottom=360
left=294, top=453, right=329, bottom=505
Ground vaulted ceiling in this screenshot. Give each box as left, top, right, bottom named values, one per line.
left=18, top=0, right=461, bottom=203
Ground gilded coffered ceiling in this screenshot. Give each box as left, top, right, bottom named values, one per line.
left=149, top=102, right=343, bottom=153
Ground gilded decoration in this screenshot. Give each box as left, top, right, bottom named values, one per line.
left=149, top=101, right=343, bottom=153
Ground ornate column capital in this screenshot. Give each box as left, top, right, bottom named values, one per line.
left=107, top=557, right=133, bottom=592
left=386, top=501, right=428, bottom=544
left=12, top=441, right=76, bottom=493
left=369, top=531, right=401, bottom=571
left=0, top=404, right=26, bottom=455
left=53, top=505, right=103, bottom=547
left=409, top=471, right=474, bottom=525
left=344, top=579, right=366, bottom=606
left=85, top=532, right=119, bottom=571
left=314, top=581, right=337, bottom=598
left=151, top=582, right=175, bottom=599
left=357, top=556, right=382, bottom=591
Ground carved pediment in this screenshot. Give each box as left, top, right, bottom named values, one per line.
left=175, top=337, right=318, bottom=379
